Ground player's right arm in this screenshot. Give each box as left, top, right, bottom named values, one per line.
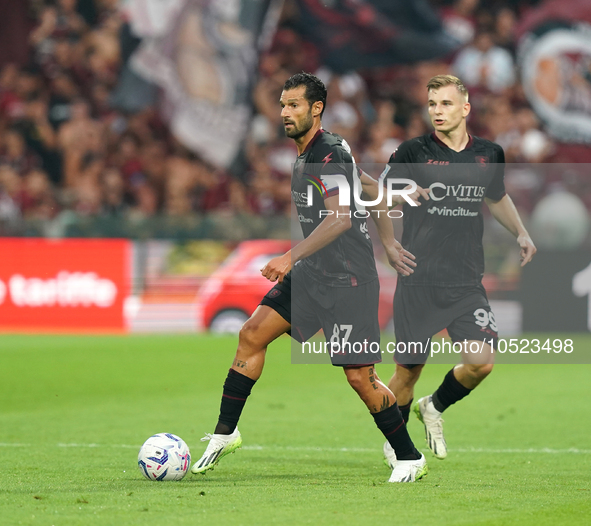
left=261, top=193, right=352, bottom=283
left=485, top=194, right=537, bottom=267
left=484, top=144, right=536, bottom=267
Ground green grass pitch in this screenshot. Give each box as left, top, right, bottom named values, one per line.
left=1, top=334, right=590, bottom=525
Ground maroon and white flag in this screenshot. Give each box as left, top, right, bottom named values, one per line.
left=125, top=0, right=282, bottom=169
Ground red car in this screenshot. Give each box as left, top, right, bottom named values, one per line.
left=199, top=240, right=396, bottom=333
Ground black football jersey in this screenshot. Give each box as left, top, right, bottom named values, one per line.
left=381, top=133, right=506, bottom=286
left=292, top=129, right=378, bottom=287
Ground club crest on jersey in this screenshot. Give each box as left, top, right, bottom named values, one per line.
left=475, top=156, right=489, bottom=168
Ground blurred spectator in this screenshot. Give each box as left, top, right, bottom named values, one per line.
left=48, top=72, right=80, bottom=128
left=14, top=97, right=61, bottom=183
left=100, top=167, right=126, bottom=215
left=246, top=154, right=291, bottom=216
left=74, top=171, right=102, bottom=215
left=57, top=98, right=104, bottom=188
left=129, top=182, right=158, bottom=220
left=474, top=94, right=514, bottom=141
left=0, top=64, right=24, bottom=119
left=361, top=121, right=401, bottom=165
left=114, top=132, right=144, bottom=186
left=496, top=107, right=553, bottom=163
left=20, top=168, right=58, bottom=220
left=0, top=165, right=21, bottom=230
left=494, top=7, right=517, bottom=54
left=0, top=128, right=40, bottom=174
left=30, top=0, right=87, bottom=50
left=440, top=0, right=480, bottom=45
left=452, top=30, right=516, bottom=93
left=0, top=165, right=23, bottom=209
left=319, top=71, right=366, bottom=148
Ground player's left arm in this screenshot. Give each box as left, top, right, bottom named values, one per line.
left=485, top=194, right=537, bottom=267
left=261, top=194, right=352, bottom=283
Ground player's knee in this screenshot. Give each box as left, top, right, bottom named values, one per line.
left=344, top=368, right=366, bottom=393
left=479, top=362, right=494, bottom=378
left=395, top=364, right=423, bottom=386
left=466, top=362, right=494, bottom=380
left=238, top=319, right=266, bottom=352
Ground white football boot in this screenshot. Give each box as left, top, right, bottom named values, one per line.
left=387, top=450, right=428, bottom=483
left=191, top=428, right=242, bottom=474
left=415, top=396, right=447, bottom=459
left=383, top=441, right=397, bottom=469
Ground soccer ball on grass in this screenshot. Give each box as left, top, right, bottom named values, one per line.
left=138, top=433, right=191, bottom=481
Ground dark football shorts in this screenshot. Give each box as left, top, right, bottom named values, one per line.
left=393, top=281, right=498, bottom=368
left=260, top=266, right=382, bottom=367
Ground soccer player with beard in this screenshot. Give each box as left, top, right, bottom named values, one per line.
left=192, top=72, right=427, bottom=483
left=377, top=75, right=536, bottom=463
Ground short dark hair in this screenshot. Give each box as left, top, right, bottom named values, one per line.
left=283, top=72, right=327, bottom=117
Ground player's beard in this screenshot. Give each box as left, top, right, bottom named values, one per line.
left=284, top=110, right=313, bottom=140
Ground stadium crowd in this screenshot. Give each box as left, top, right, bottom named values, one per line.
left=0, top=0, right=587, bottom=235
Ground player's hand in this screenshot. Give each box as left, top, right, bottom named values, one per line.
left=261, top=252, right=292, bottom=283
left=517, top=234, right=536, bottom=267
left=385, top=240, right=416, bottom=276
left=394, top=184, right=430, bottom=206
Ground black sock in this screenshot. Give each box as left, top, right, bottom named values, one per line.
left=432, top=368, right=472, bottom=413
left=373, top=403, right=420, bottom=460
left=214, top=369, right=256, bottom=434
left=399, top=399, right=413, bottom=424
